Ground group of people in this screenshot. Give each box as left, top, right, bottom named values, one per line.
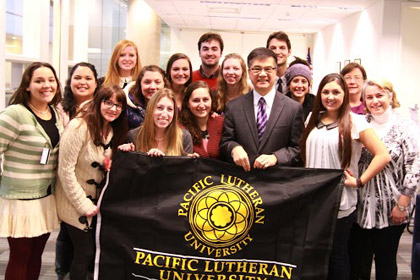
left=0, top=30, right=418, bottom=280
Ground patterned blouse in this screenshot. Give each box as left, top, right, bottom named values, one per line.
left=357, top=109, right=420, bottom=229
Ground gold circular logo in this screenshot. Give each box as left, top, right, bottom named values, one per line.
left=188, top=185, right=254, bottom=247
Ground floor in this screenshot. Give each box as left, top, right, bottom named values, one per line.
left=0, top=229, right=416, bottom=279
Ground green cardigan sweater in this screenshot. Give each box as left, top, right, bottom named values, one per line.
left=0, top=104, right=63, bottom=199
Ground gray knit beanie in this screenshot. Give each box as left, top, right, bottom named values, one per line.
left=285, top=64, right=311, bottom=86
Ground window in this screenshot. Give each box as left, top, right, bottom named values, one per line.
left=160, top=22, right=171, bottom=69
left=88, top=0, right=128, bottom=77
left=5, top=0, right=24, bottom=54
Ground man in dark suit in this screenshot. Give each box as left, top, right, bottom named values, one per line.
left=220, top=47, right=304, bottom=171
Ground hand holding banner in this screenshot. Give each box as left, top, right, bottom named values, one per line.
left=95, top=152, right=343, bottom=280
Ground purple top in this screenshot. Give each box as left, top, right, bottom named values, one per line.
left=351, top=103, right=365, bottom=115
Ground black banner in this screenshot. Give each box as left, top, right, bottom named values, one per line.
left=94, top=152, right=343, bottom=280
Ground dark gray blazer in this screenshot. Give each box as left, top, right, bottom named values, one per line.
left=220, top=90, right=304, bottom=166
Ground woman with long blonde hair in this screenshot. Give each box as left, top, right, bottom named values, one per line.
left=121, top=88, right=193, bottom=156
left=216, top=53, right=251, bottom=112
left=101, top=40, right=142, bottom=89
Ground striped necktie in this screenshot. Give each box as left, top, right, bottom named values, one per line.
left=277, top=77, right=283, bottom=93
left=257, top=97, right=267, bottom=142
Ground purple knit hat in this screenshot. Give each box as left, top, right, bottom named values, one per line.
left=285, top=64, right=311, bottom=85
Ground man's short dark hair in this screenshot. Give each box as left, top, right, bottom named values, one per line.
left=197, top=32, right=224, bottom=52
left=247, top=48, right=277, bottom=68
left=266, top=31, right=291, bottom=50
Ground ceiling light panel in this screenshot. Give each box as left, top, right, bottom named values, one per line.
left=144, top=0, right=376, bottom=33
left=209, top=7, right=240, bottom=13
left=321, top=0, right=375, bottom=9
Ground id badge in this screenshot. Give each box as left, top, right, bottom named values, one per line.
left=40, top=148, right=50, bottom=164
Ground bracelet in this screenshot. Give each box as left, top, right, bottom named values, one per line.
left=356, top=177, right=364, bottom=188
left=397, top=204, right=407, bottom=212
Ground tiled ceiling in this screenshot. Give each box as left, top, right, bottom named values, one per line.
left=144, top=0, right=380, bottom=33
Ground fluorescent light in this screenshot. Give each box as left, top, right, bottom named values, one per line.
left=209, top=7, right=240, bottom=13
left=291, top=5, right=358, bottom=11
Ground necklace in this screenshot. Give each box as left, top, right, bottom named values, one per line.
left=28, top=103, right=49, bottom=115
left=155, top=137, right=166, bottom=142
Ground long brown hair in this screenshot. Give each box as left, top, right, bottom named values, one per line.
left=180, top=81, right=215, bottom=144
left=300, top=73, right=352, bottom=169
left=9, top=62, right=62, bottom=106
left=79, top=84, right=128, bottom=155
left=216, top=53, right=250, bottom=112
left=129, top=65, right=167, bottom=108
left=135, top=88, right=184, bottom=156
left=166, top=53, right=193, bottom=89
left=104, top=40, right=142, bottom=86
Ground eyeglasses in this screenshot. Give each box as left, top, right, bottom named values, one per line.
left=250, top=66, right=277, bottom=74
left=344, top=76, right=363, bottom=82
left=102, top=100, right=123, bottom=111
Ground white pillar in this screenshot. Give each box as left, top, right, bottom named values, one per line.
left=72, top=0, right=89, bottom=62
left=52, top=0, right=61, bottom=73
left=127, top=0, right=161, bottom=66
left=59, top=0, right=69, bottom=84
left=39, top=0, right=50, bottom=62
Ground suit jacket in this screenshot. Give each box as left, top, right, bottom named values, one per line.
left=220, top=90, right=304, bottom=166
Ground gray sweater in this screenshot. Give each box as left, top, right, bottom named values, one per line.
left=126, top=127, right=193, bottom=155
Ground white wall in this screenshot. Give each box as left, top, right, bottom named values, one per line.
left=312, top=1, right=384, bottom=93
left=399, top=3, right=420, bottom=111
left=312, top=0, right=420, bottom=112
left=168, top=28, right=312, bottom=70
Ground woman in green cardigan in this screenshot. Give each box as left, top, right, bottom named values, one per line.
left=0, top=62, right=63, bottom=280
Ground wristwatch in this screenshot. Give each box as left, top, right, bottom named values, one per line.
left=397, top=204, right=407, bottom=212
